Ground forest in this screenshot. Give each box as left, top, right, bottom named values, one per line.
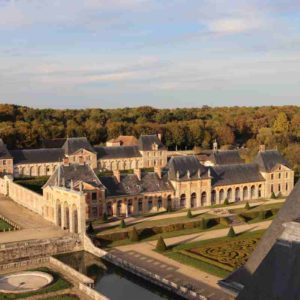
left=0, top=104, right=300, bottom=175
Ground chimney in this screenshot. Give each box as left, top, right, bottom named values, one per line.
left=134, top=168, right=141, bottom=181
left=259, top=145, right=266, bottom=152
left=113, top=170, right=121, bottom=183
left=157, top=133, right=162, bottom=141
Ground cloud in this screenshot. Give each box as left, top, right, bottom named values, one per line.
left=207, top=18, right=264, bottom=34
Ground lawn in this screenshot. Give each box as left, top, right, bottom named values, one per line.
left=229, top=202, right=284, bottom=215
left=0, top=219, right=14, bottom=232
left=0, top=268, right=72, bottom=300
left=162, top=230, right=265, bottom=278
left=14, top=176, right=49, bottom=195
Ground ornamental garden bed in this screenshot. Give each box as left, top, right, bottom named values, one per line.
left=164, top=230, right=265, bottom=278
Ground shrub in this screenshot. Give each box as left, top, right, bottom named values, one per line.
left=224, top=198, right=229, bottom=205
left=245, top=201, right=250, bottom=210
left=102, top=212, right=108, bottom=222
left=156, top=236, right=167, bottom=252
left=129, top=226, right=139, bottom=242
left=187, top=209, right=193, bottom=218
left=120, top=219, right=126, bottom=228
left=227, top=226, right=236, bottom=237
left=219, top=217, right=230, bottom=226
left=86, top=222, right=94, bottom=234
left=271, top=192, right=276, bottom=199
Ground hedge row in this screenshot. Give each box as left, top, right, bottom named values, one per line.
left=98, top=217, right=229, bottom=242
left=239, top=208, right=280, bottom=222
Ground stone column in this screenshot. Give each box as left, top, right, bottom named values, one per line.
left=112, top=202, right=117, bottom=217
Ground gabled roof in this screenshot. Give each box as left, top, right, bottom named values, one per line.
left=253, top=150, right=291, bottom=172
left=107, top=135, right=138, bottom=146
left=0, top=139, right=12, bottom=159
left=211, top=163, right=265, bottom=187
left=167, top=155, right=208, bottom=181
left=10, top=148, right=64, bottom=164
left=220, top=180, right=300, bottom=294
left=208, top=150, right=244, bottom=165
left=99, top=172, right=173, bottom=197
left=41, top=138, right=67, bottom=149
left=138, top=135, right=166, bottom=151
left=95, top=146, right=141, bottom=159
left=62, top=137, right=95, bottom=155
left=44, top=163, right=104, bottom=190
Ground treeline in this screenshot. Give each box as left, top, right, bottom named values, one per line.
left=0, top=104, right=300, bottom=173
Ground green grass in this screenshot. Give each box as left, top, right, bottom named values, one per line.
left=229, top=202, right=284, bottom=215
left=41, top=295, right=79, bottom=300
left=162, top=230, right=265, bottom=278
left=102, top=223, right=227, bottom=248
left=0, top=268, right=72, bottom=300
left=0, top=219, right=13, bottom=232
left=14, top=176, right=49, bottom=195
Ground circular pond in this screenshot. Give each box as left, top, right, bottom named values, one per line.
left=0, top=271, right=53, bottom=294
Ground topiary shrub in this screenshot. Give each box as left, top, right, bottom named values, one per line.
left=227, top=226, right=236, bottom=237
left=120, top=219, right=126, bottom=228
left=129, top=226, right=139, bottom=242
left=187, top=209, right=193, bottom=218
left=102, top=212, right=108, bottom=222
left=271, top=192, right=276, bottom=199
left=156, top=236, right=167, bottom=252
left=86, top=221, right=95, bottom=234
left=245, top=201, right=250, bottom=210
left=224, top=198, right=229, bottom=205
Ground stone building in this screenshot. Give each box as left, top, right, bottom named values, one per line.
left=0, top=139, right=13, bottom=175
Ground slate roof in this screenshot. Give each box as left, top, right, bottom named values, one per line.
left=99, top=172, right=173, bottom=197
left=62, top=137, right=95, bottom=155
left=107, top=135, right=138, bottom=146
left=0, top=139, right=12, bottom=159
left=44, top=163, right=104, bottom=190
left=95, top=146, right=142, bottom=159
left=211, top=163, right=265, bottom=187
left=253, top=150, right=291, bottom=172
left=11, top=148, right=64, bottom=164
left=167, top=156, right=208, bottom=181
left=220, top=180, right=300, bottom=294
left=138, top=135, right=166, bottom=151
left=208, top=150, right=244, bottom=165
left=41, top=138, right=67, bottom=149
left=237, top=222, right=300, bottom=300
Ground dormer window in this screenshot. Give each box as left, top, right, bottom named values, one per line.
left=152, top=143, right=158, bottom=151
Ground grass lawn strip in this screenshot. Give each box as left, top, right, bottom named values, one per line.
left=0, top=219, right=13, bottom=232
left=40, top=295, right=79, bottom=300
left=0, top=267, right=71, bottom=300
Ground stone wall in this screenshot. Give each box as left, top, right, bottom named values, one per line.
left=0, top=236, right=82, bottom=264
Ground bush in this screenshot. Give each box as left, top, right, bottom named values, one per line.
left=102, top=212, right=108, bottom=222
left=129, top=226, right=139, bottom=242
left=86, top=222, right=94, bottom=234
left=271, top=192, right=276, bottom=199
left=245, top=201, right=250, bottom=210
left=156, top=236, right=167, bottom=252
left=187, top=209, right=192, bottom=218
left=227, top=226, right=236, bottom=237
left=219, top=217, right=230, bottom=226
left=120, top=219, right=126, bottom=228
left=224, top=198, right=229, bottom=205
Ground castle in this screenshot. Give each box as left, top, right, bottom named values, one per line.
left=0, top=135, right=294, bottom=235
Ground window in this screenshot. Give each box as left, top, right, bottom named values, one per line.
left=92, top=207, right=98, bottom=218
left=92, top=192, right=97, bottom=201
left=3, top=160, right=6, bottom=165
left=286, top=172, right=288, bottom=178
left=271, top=184, right=273, bottom=193
left=278, top=184, right=281, bottom=192
left=271, top=174, right=274, bottom=180
left=278, top=173, right=281, bottom=179
left=286, top=183, right=288, bottom=191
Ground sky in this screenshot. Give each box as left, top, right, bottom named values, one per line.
left=0, top=0, right=300, bottom=109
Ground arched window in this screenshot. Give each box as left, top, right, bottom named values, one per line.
left=191, top=193, right=196, bottom=208
left=167, top=195, right=172, bottom=210
left=250, top=185, right=255, bottom=199
left=117, top=200, right=122, bottom=216
left=227, top=188, right=232, bottom=201
left=180, top=194, right=186, bottom=208
left=219, top=189, right=225, bottom=201
left=201, top=192, right=207, bottom=206
left=158, top=196, right=162, bottom=208
left=243, top=186, right=248, bottom=200
left=235, top=187, right=240, bottom=202
left=211, top=190, right=217, bottom=205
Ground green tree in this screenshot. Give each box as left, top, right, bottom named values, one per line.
left=245, top=201, right=250, bottom=210
left=273, top=112, right=289, bottom=134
